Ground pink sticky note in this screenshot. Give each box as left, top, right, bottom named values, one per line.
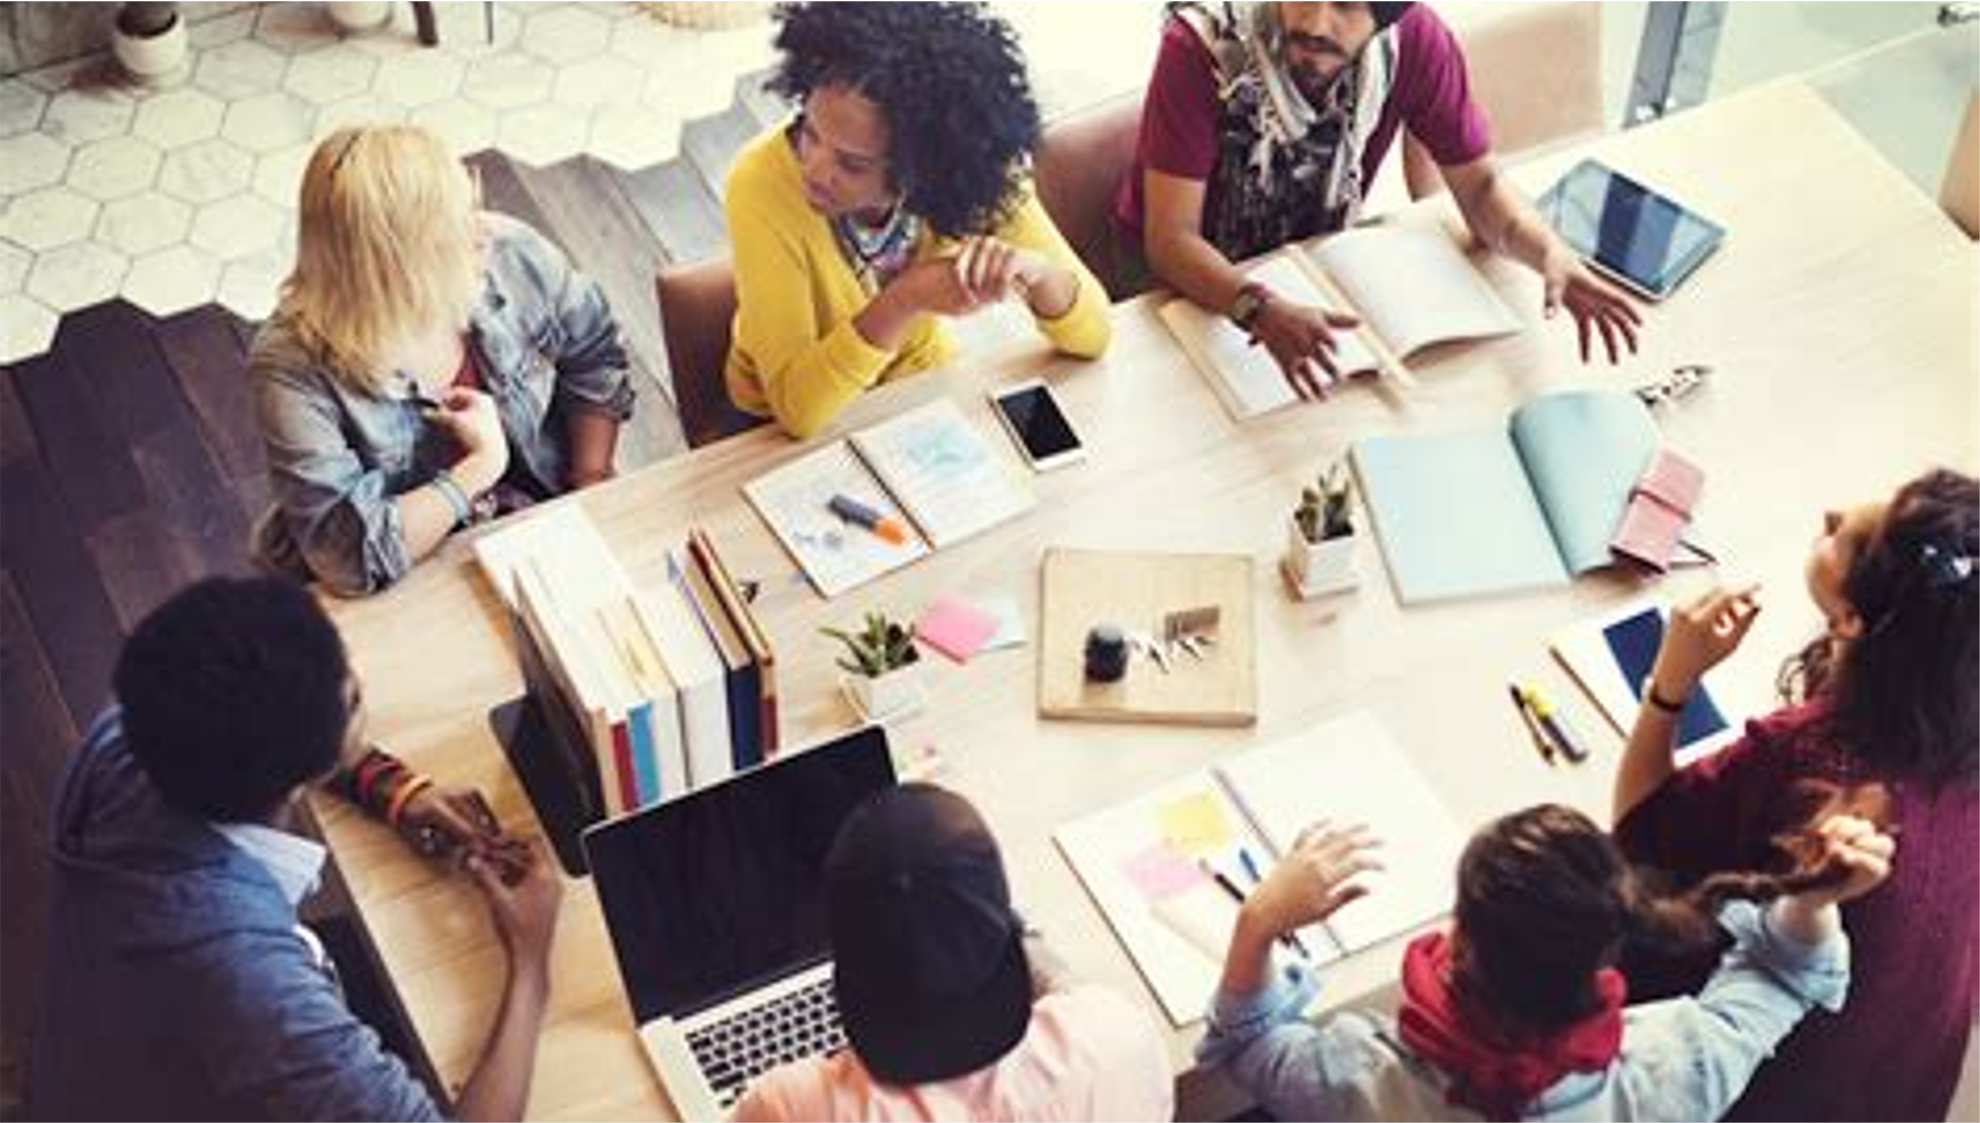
left=915, top=596, right=1000, bottom=664
left=1120, top=842, right=1208, bottom=901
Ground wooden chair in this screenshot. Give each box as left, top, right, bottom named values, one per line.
left=655, top=256, right=765, bottom=449
left=1034, top=92, right=1147, bottom=300
left=1401, top=2, right=1605, bottom=199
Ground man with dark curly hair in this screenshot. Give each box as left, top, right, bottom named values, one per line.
left=1119, top=3, right=1645, bottom=399
left=724, top=2, right=1112, bottom=439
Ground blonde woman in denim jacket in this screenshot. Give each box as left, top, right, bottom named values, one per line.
left=250, top=125, right=634, bottom=596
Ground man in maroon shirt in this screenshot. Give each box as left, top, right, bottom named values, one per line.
left=1117, top=3, right=1641, bottom=398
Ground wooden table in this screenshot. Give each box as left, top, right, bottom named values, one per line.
left=312, top=80, right=1976, bottom=1121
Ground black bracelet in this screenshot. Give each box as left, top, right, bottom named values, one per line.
left=1642, top=677, right=1687, bottom=714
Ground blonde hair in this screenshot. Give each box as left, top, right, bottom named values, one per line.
left=277, top=125, right=483, bottom=395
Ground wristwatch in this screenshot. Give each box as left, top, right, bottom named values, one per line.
left=1229, top=282, right=1271, bottom=334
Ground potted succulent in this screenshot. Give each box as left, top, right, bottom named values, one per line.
left=1284, top=460, right=1360, bottom=597
left=111, top=3, right=187, bottom=82
left=823, top=611, right=924, bottom=720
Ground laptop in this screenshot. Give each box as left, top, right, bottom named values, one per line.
left=582, top=726, right=896, bottom=1118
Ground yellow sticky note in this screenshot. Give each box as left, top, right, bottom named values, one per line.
left=1155, top=791, right=1233, bottom=855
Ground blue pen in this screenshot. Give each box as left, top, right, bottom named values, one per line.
left=1236, top=845, right=1263, bottom=885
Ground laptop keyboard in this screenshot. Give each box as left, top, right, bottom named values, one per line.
left=686, top=976, right=848, bottom=1106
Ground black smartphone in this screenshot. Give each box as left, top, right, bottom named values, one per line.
left=990, top=379, right=1085, bottom=472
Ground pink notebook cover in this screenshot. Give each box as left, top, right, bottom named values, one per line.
left=915, top=597, right=1001, bottom=663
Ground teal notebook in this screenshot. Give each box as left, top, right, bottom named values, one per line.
left=1353, top=390, right=1660, bottom=604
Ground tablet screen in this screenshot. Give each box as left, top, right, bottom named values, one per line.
left=1538, top=159, right=1725, bottom=300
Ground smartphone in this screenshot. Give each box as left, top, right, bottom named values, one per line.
left=991, top=379, right=1085, bottom=472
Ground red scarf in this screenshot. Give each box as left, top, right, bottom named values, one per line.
left=1397, top=932, right=1625, bottom=1121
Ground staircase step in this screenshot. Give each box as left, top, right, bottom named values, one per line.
left=622, top=157, right=729, bottom=267
left=680, top=100, right=765, bottom=210
left=734, top=68, right=787, bottom=132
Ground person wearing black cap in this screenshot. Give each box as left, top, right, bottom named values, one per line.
left=1117, top=2, right=1643, bottom=398
left=733, top=783, right=1173, bottom=1121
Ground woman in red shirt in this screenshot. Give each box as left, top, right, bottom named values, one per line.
left=1613, top=467, right=1978, bottom=1121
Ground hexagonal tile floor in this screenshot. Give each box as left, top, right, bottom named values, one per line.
left=0, top=2, right=1160, bottom=367
left=0, top=1, right=782, bottom=364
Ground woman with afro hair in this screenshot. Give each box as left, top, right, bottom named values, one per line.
left=723, top=2, right=1112, bottom=438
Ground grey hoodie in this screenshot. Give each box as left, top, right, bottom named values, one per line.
left=28, top=708, right=446, bottom=1121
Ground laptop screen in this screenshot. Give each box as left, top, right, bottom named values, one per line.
left=583, top=727, right=896, bottom=1023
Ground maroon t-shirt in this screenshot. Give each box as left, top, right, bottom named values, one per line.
left=1113, top=6, right=1491, bottom=241
left=1615, top=701, right=1980, bottom=1122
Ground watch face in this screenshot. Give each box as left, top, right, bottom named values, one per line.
left=1231, top=288, right=1264, bottom=328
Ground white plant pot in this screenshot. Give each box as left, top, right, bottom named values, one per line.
left=1284, top=517, right=1359, bottom=598
left=328, top=1, right=394, bottom=31
left=111, top=17, right=188, bottom=82
left=842, top=660, right=925, bottom=722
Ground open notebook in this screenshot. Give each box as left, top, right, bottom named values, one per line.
left=1161, top=225, right=1519, bottom=422
left=1055, top=711, right=1467, bottom=1026
left=1353, top=389, right=1664, bottom=605
left=743, top=397, right=1035, bottom=597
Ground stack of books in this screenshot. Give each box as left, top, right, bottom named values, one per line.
left=476, top=506, right=778, bottom=821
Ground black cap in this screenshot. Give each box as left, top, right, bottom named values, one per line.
left=826, top=784, right=1033, bottom=1085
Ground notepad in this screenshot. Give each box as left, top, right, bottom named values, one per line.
left=1161, top=225, right=1519, bottom=422
left=1353, top=389, right=1668, bottom=605
left=743, top=398, right=1035, bottom=598
left=1055, top=711, right=1468, bottom=1025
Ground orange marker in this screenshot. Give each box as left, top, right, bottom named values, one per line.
left=829, top=494, right=908, bottom=545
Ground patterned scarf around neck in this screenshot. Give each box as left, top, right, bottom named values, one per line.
left=1178, top=1, right=1399, bottom=260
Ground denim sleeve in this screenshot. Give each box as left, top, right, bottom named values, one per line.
left=191, top=927, right=448, bottom=1121
left=1197, top=959, right=1378, bottom=1121
left=253, top=360, right=410, bottom=597
left=514, top=221, right=634, bottom=422
left=1612, top=899, right=1851, bottom=1120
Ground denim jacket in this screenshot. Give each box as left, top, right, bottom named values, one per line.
left=1197, top=901, right=1851, bottom=1122
left=250, top=212, right=634, bottom=596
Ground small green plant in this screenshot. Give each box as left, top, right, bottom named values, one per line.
left=821, top=611, right=919, bottom=678
left=1294, top=461, right=1355, bottom=543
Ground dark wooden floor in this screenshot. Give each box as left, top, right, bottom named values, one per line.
left=0, top=77, right=781, bottom=1108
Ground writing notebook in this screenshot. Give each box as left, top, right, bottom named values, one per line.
left=1054, top=711, right=1465, bottom=1025
left=1353, top=389, right=1663, bottom=604
left=1162, top=226, right=1517, bottom=422
left=743, top=398, right=1032, bottom=597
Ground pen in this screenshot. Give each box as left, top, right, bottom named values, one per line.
left=1518, top=683, right=1591, bottom=764
left=1198, top=857, right=1310, bottom=959
left=1236, top=845, right=1263, bottom=884
left=828, top=493, right=909, bottom=545
left=1508, top=683, right=1556, bottom=766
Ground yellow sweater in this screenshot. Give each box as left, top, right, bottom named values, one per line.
left=722, top=124, right=1113, bottom=438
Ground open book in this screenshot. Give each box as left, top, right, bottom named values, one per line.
left=1353, top=389, right=1663, bottom=605
left=743, top=397, right=1035, bottom=597
left=1054, top=711, right=1467, bottom=1025
left=1161, top=226, right=1519, bottom=422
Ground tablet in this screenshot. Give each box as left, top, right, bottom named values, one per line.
left=1537, top=159, right=1726, bottom=301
